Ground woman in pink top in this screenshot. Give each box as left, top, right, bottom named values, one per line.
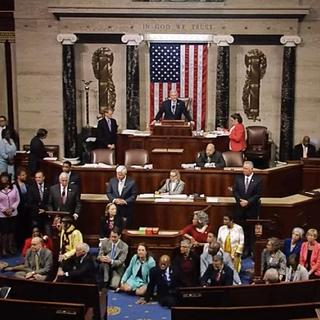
left=229, top=113, right=246, bottom=152
left=0, top=172, right=20, bottom=257
left=299, top=228, right=320, bottom=279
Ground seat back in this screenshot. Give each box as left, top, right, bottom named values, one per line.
left=222, top=151, right=244, bottom=167
left=246, top=126, right=268, bottom=153
left=125, top=149, right=149, bottom=166
left=91, top=148, right=115, bottom=165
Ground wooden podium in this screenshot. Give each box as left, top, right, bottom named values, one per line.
left=152, top=120, right=192, bottom=136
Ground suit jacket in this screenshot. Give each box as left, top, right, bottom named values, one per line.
left=233, top=174, right=262, bottom=220
left=61, top=253, right=97, bottom=284
left=283, top=238, right=303, bottom=259
left=24, top=247, right=53, bottom=278
left=144, top=266, right=177, bottom=304
left=107, top=177, right=137, bottom=204
left=27, top=181, right=50, bottom=220
left=299, top=241, right=320, bottom=277
left=96, top=117, right=118, bottom=148
left=229, top=123, right=246, bottom=152
left=47, top=184, right=81, bottom=215
left=155, top=99, right=192, bottom=121
left=158, top=179, right=185, bottom=195
left=29, top=136, right=48, bottom=174
left=292, top=143, right=316, bottom=160
left=196, top=150, right=226, bottom=168
left=98, top=238, right=128, bottom=270
left=200, top=264, right=234, bottom=286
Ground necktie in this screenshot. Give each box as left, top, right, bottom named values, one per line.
left=111, top=243, right=116, bottom=259
left=118, top=180, right=124, bottom=195
left=245, top=177, right=250, bottom=193
left=61, top=187, right=66, bottom=204
left=35, top=253, right=40, bottom=271
left=39, top=184, right=43, bottom=200
left=171, top=103, right=176, bottom=114
left=215, top=270, right=221, bottom=283
left=107, top=118, right=111, bottom=131
left=303, top=145, right=308, bottom=158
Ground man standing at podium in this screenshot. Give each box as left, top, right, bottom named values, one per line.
left=151, top=90, right=193, bottom=124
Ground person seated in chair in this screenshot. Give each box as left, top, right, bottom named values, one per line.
left=157, top=169, right=185, bottom=195
left=292, top=136, right=317, bottom=160
left=151, top=90, right=194, bottom=125
left=196, top=143, right=226, bottom=168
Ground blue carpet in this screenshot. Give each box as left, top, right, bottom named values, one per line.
left=107, top=290, right=170, bottom=320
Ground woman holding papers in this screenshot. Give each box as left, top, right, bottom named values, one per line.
left=157, top=169, right=185, bottom=195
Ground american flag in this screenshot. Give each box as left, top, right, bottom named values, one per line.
left=149, top=43, right=208, bottom=130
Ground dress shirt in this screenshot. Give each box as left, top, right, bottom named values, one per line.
left=38, top=183, right=44, bottom=200
left=118, top=178, right=126, bottom=195
left=303, top=145, right=308, bottom=158
left=106, top=117, right=112, bottom=131
left=171, top=102, right=176, bottom=114
left=60, top=186, right=67, bottom=204
left=170, top=181, right=177, bottom=192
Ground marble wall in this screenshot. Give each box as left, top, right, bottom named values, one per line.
left=13, top=0, right=320, bottom=158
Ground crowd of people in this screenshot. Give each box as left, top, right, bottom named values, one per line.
left=0, top=102, right=319, bottom=314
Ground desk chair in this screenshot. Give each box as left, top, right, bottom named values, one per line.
left=222, top=151, right=244, bottom=167
left=91, top=148, right=115, bottom=165
left=124, top=149, right=149, bottom=166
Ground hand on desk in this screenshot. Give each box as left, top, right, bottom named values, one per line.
left=150, top=120, right=156, bottom=126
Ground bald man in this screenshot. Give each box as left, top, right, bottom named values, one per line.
left=138, top=255, right=177, bottom=308
left=196, top=143, right=226, bottom=168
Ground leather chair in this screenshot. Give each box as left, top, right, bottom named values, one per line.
left=245, top=126, right=270, bottom=167
left=124, top=149, right=149, bottom=166
left=91, top=148, right=115, bottom=165
left=222, top=151, right=244, bottom=167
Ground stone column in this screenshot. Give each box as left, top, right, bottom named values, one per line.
left=279, top=36, right=301, bottom=161
left=57, top=33, right=78, bottom=160
left=213, top=35, right=234, bottom=129
left=121, top=34, right=143, bottom=130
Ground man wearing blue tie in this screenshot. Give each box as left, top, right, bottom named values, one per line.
left=96, top=106, right=118, bottom=149
left=151, top=90, right=194, bottom=125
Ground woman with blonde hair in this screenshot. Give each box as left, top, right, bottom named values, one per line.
left=100, top=202, right=122, bottom=239
left=158, top=169, right=185, bottom=195
left=299, top=228, right=320, bottom=279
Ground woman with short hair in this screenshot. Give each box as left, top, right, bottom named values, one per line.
left=283, top=227, right=304, bottom=259
left=299, top=228, right=320, bottom=279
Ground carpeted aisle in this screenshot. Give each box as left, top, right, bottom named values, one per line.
left=107, top=290, right=171, bottom=320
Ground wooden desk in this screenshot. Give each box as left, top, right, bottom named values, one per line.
left=300, top=158, right=320, bottom=191
left=122, top=229, right=183, bottom=262
left=117, top=134, right=229, bottom=169
left=0, top=275, right=101, bottom=320
left=80, top=193, right=320, bottom=246
left=43, top=161, right=303, bottom=198
left=153, top=123, right=192, bottom=136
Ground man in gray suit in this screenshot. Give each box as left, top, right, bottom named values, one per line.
left=97, top=227, right=128, bottom=289
left=48, top=172, right=81, bottom=221
left=106, top=165, right=138, bottom=227
left=14, top=236, right=53, bottom=280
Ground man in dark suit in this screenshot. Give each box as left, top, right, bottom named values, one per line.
left=152, top=90, right=194, bottom=124
left=200, top=254, right=233, bottom=287
left=196, top=143, right=226, bottom=168
left=138, top=255, right=177, bottom=308
left=47, top=172, right=81, bottom=221
left=292, top=136, right=317, bottom=160
left=28, top=128, right=50, bottom=175
left=233, top=160, right=262, bottom=257
left=106, top=165, right=138, bottom=228
left=95, top=106, right=118, bottom=149
left=57, top=242, right=96, bottom=284
left=27, top=170, right=51, bottom=236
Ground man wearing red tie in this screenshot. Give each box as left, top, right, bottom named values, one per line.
left=47, top=172, right=81, bottom=221
left=233, top=161, right=262, bottom=258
